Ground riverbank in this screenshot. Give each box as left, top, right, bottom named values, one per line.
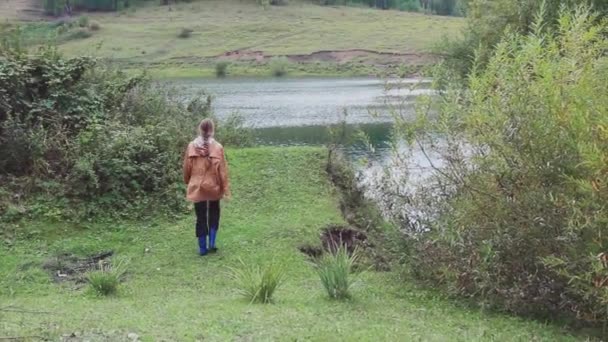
left=0, top=147, right=581, bottom=340
left=139, top=60, right=427, bottom=79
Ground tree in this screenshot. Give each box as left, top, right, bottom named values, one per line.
left=394, top=5, right=608, bottom=324
left=444, top=0, right=608, bottom=79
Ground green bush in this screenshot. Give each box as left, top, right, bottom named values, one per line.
left=77, top=16, right=89, bottom=28
left=86, top=260, right=127, bottom=296
left=0, top=44, right=252, bottom=221
left=443, top=0, right=608, bottom=80
left=399, top=7, right=608, bottom=324
left=89, top=21, right=101, bottom=31
left=313, top=245, right=360, bottom=300
left=398, top=0, right=419, bottom=12
left=229, top=259, right=286, bottom=304
left=68, top=28, right=93, bottom=40
left=215, top=61, right=229, bottom=78
left=269, top=56, right=289, bottom=77
left=178, top=28, right=193, bottom=39
left=44, top=0, right=66, bottom=16
left=216, top=113, right=255, bottom=147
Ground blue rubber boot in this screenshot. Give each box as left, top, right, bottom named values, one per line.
left=198, top=236, right=208, bottom=256
left=209, top=228, right=218, bottom=253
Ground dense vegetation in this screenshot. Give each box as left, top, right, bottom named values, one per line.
left=0, top=41, right=250, bottom=223
left=44, top=0, right=133, bottom=15
left=318, top=0, right=461, bottom=15
left=444, top=0, right=608, bottom=79
left=386, top=6, right=608, bottom=327
left=42, top=0, right=462, bottom=16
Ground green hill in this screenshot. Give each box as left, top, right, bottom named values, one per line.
left=2, top=0, right=464, bottom=77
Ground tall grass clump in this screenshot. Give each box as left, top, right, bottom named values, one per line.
left=229, top=260, right=286, bottom=304
left=389, top=6, right=608, bottom=325
left=269, top=56, right=289, bottom=77
left=314, top=245, right=360, bottom=300
left=215, top=61, right=229, bottom=78
left=86, top=260, right=127, bottom=296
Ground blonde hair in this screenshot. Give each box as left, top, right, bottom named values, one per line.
left=199, top=119, right=215, bottom=139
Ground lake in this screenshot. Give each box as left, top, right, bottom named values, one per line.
left=172, top=77, right=433, bottom=161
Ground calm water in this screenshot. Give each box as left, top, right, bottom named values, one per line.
left=170, top=77, right=439, bottom=220
left=172, top=77, right=432, bottom=158
left=173, top=77, right=430, bottom=127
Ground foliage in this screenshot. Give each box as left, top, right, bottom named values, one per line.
left=216, top=113, right=255, bottom=147
left=44, top=0, right=66, bottom=16
left=444, top=0, right=608, bottom=80
left=398, top=0, right=419, bottom=12
left=269, top=56, right=289, bottom=77
left=178, top=28, right=193, bottom=39
left=89, top=21, right=101, bottom=31
left=86, top=259, right=127, bottom=296
left=318, top=0, right=461, bottom=15
left=313, top=245, right=360, bottom=300
left=78, top=16, right=90, bottom=28
left=229, top=259, right=286, bottom=304
left=0, top=45, right=251, bottom=221
left=215, top=61, right=229, bottom=78
left=396, top=7, right=608, bottom=325
left=44, top=0, right=131, bottom=15
left=69, top=28, right=93, bottom=40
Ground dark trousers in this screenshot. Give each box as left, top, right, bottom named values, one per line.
left=194, top=201, right=221, bottom=237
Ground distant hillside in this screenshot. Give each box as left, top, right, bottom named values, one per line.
left=1, top=0, right=464, bottom=77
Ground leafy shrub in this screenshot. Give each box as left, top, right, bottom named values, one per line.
left=269, top=56, right=289, bottom=77
left=229, top=259, right=285, bottom=304
left=398, top=0, right=419, bottom=12
left=313, top=245, right=359, bottom=300
left=0, top=44, right=252, bottom=221
left=178, top=28, right=193, bottom=39
left=68, top=28, right=93, bottom=40
left=77, top=16, right=89, bottom=28
left=443, top=0, right=608, bottom=80
left=44, top=0, right=66, bottom=16
left=86, top=260, right=127, bottom=296
left=396, top=7, right=608, bottom=324
left=215, top=61, right=229, bottom=78
left=89, top=21, right=101, bottom=31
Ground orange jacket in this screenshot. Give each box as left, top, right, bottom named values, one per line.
left=183, top=140, right=230, bottom=202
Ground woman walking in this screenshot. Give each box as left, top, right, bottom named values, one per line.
left=183, top=119, right=230, bottom=256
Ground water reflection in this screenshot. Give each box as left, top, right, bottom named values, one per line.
left=170, top=77, right=437, bottom=221
left=172, top=77, right=431, bottom=128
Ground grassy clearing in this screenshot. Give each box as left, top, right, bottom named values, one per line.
left=2, top=0, right=463, bottom=77
left=0, top=147, right=581, bottom=340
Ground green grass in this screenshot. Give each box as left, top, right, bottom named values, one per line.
left=2, top=0, right=463, bottom=77
left=0, top=147, right=582, bottom=340
left=314, top=245, right=360, bottom=300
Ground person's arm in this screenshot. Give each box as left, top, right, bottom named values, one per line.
left=220, top=148, right=231, bottom=198
left=183, top=146, right=193, bottom=185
